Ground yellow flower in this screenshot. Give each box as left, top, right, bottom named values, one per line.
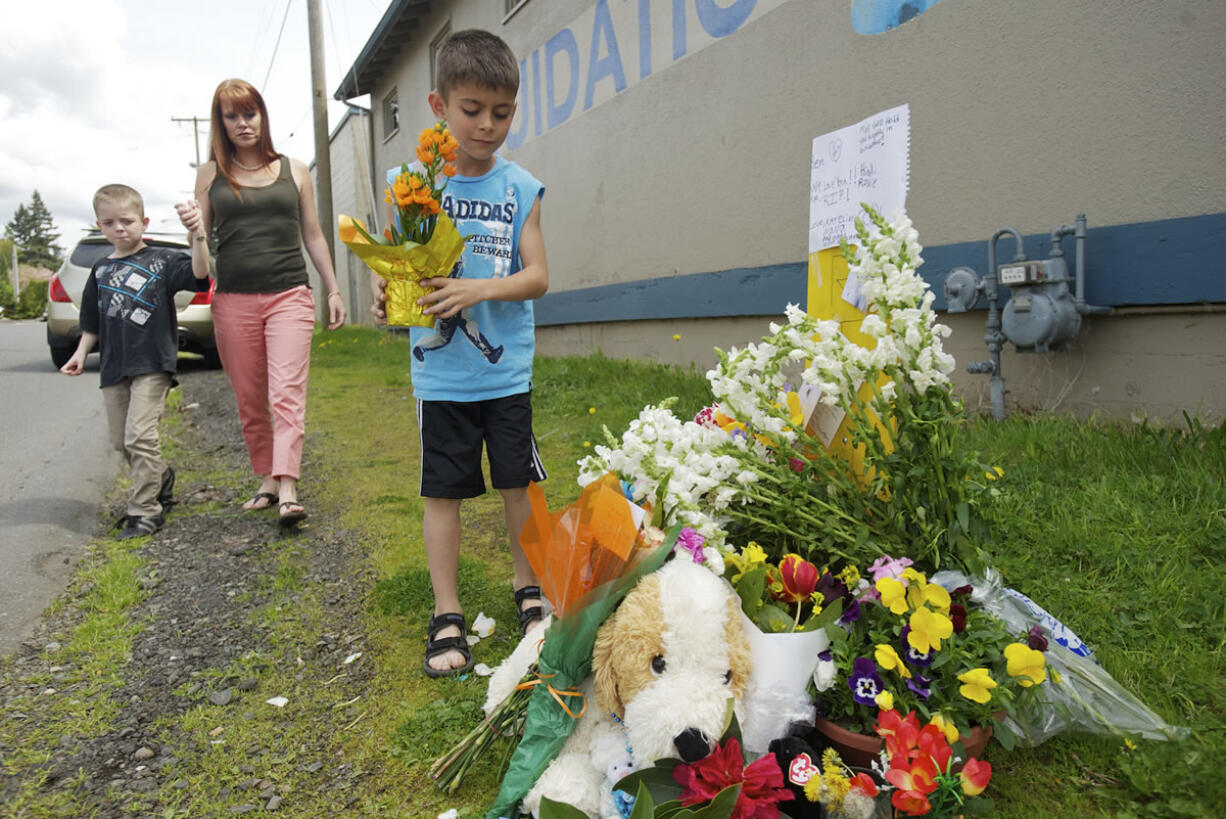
left=1124, top=737, right=1137, bottom=751
left=742, top=542, right=767, bottom=566
left=958, top=667, right=997, bottom=703
left=985, top=466, right=1005, bottom=480
left=876, top=576, right=909, bottom=615
left=1004, top=642, right=1047, bottom=687
left=588, top=407, right=596, bottom=414
left=838, top=565, right=861, bottom=588
left=583, top=441, right=591, bottom=448
left=908, top=577, right=951, bottom=614
left=929, top=713, right=961, bottom=744
left=874, top=644, right=912, bottom=678
left=672, top=333, right=681, bottom=341
left=785, top=390, right=803, bottom=427
left=908, top=605, right=953, bottom=653
left=875, top=690, right=894, bottom=710
left=808, top=593, right=824, bottom=613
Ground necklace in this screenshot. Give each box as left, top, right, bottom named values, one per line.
left=231, top=154, right=268, bottom=172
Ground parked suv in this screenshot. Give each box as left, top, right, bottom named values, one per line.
left=45, top=230, right=219, bottom=369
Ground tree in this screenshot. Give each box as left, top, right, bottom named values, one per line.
left=4, top=190, right=63, bottom=270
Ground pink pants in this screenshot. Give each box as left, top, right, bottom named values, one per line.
left=213, top=285, right=316, bottom=480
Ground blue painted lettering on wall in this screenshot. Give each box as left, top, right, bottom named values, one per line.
left=851, top=0, right=945, bottom=36
left=506, top=0, right=790, bottom=150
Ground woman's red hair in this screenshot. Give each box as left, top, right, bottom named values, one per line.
left=208, top=78, right=279, bottom=196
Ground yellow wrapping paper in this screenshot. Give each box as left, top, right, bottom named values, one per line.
left=338, top=212, right=467, bottom=328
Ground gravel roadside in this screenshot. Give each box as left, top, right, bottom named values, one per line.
left=0, top=367, right=380, bottom=817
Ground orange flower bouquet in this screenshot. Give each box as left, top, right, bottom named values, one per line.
left=338, top=120, right=466, bottom=328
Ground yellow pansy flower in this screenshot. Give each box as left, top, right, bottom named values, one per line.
left=876, top=576, right=909, bottom=615
left=929, top=713, right=961, bottom=744
left=958, top=667, right=997, bottom=703
left=875, top=690, right=894, bottom=710
left=908, top=605, right=953, bottom=653
left=1004, top=642, right=1047, bottom=687
left=785, top=390, right=804, bottom=428
left=874, top=644, right=913, bottom=679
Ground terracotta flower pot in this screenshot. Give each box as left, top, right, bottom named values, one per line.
left=812, top=715, right=994, bottom=772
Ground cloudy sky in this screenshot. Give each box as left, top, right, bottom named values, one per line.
left=0, top=0, right=390, bottom=249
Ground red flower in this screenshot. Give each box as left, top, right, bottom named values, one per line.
left=960, top=757, right=992, bottom=796
left=849, top=771, right=879, bottom=797
left=673, top=737, right=793, bottom=818
left=778, top=555, right=819, bottom=604
left=949, top=603, right=967, bottom=634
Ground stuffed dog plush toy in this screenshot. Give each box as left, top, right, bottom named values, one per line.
left=484, top=558, right=753, bottom=818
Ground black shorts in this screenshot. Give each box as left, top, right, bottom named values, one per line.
left=417, top=392, right=548, bottom=499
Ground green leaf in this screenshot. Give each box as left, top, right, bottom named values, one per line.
left=956, top=501, right=971, bottom=533
left=690, top=784, right=741, bottom=818
left=627, top=781, right=657, bottom=819
left=801, top=597, right=844, bottom=632
left=616, top=760, right=685, bottom=804
left=993, top=719, right=1016, bottom=751
left=538, top=795, right=593, bottom=819
left=735, top=566, right=766, bottom=615
left=754, top=605, right=794, bottom=633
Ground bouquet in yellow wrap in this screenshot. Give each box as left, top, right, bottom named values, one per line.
left=338, top=120, right=466, bottom=328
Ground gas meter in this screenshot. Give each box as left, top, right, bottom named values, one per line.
left=941, top=213, right=1110, bottom=419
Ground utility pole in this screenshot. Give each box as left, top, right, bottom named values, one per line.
left=171, top=116, right=209, bottom=167
left=307, top=0, right=335, bottom=265
left=10, top=241, right=17, bottom=296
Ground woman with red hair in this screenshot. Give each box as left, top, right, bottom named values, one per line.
left=176, top=78, right=346, bottom=527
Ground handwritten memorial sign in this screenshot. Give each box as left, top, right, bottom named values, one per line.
left=808, top=104, right=910, bottom=252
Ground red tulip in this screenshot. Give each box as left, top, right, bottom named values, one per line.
left=960, top=757, right=992, bottom=796
left=778, top=554, right=819, bottom=603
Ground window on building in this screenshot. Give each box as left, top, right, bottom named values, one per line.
left=382, top=90, right=399, bottom=140
left=430, top=22, right=451, bottom=90
left=503, top=0, right=529, bottom=21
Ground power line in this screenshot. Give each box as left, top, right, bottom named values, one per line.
left=261, top=0, right=296, bottom=93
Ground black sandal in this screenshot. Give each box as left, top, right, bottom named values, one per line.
left=423, top=612, right=473, bottom=678
left=278, top=501, right=308, bottom=528
left=514, top=585, right=545, bottom=635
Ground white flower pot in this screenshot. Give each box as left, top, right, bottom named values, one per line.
left=738, top=613, right=830, bottom=756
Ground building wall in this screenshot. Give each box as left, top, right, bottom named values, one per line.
left=308, top=107, right=377, bottom=323
left=360, top=0, right=1226, bottom=422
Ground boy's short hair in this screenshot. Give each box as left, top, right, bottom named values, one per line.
left=93, top=184, right=145, bottom=218
left=435, top=29, right=519, bottom=99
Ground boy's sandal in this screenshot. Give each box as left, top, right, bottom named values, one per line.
left=243, top=492, right=278, bottom=512
left=278, top=501, right=308, bottom=528
left=423, top=612, right=474, bottom=678
left=514, top=585, right=545, bottom=635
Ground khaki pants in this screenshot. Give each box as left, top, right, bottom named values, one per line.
left=102, top=372, right=171, bottom=518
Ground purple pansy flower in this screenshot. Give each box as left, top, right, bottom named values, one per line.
left=848, top=657, right=884, bottom=706
left=899, top=627, right=933, bottom=667
left=1028, top=625, right=1049, bottom=651
left=907, top=673, right=933, bottom=700
left=839, top=598, right=862, bottom=625
left=674, top=527, right=706, bottom=564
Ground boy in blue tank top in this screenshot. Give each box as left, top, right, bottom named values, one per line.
left=372, top=29, right=550, bottom=677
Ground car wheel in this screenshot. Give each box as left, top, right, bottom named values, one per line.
left=50, top=344, right=75, bottom=369
left=202, top=348, right=223, bottom=369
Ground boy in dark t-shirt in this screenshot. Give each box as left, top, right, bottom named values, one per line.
left=61, top=184, right=211, bottom=538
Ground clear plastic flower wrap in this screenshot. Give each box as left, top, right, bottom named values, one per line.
left=931, top=569, right=1188, bottom=744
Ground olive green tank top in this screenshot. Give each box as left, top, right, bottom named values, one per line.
left=208, top=156, right=310, bottom=293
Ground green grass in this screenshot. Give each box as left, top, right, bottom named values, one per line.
left=3, top=325, right=1221, bottom=818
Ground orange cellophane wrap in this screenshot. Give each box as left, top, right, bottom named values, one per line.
left=520, top=474, right=644, bottom=619
left=337, top=212, right=467, bottom=328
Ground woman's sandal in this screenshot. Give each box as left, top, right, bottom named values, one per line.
left=423, top=612, right=474, bottom=678
left=514, top=585, right=545, bottom=635
left=278, top=501, right=308, bottom=528
left=243, top=492, right=278, bottom=512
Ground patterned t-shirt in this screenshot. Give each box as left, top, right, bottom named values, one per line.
left=391, top=156, right=544, bottom=402
left=79, top=245, right=208, bottom=388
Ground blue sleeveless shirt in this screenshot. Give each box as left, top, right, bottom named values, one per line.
left=395, top=156, right=544, bottom=402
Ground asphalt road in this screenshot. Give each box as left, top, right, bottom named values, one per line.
left=0, top=319, right=118, bottom=658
